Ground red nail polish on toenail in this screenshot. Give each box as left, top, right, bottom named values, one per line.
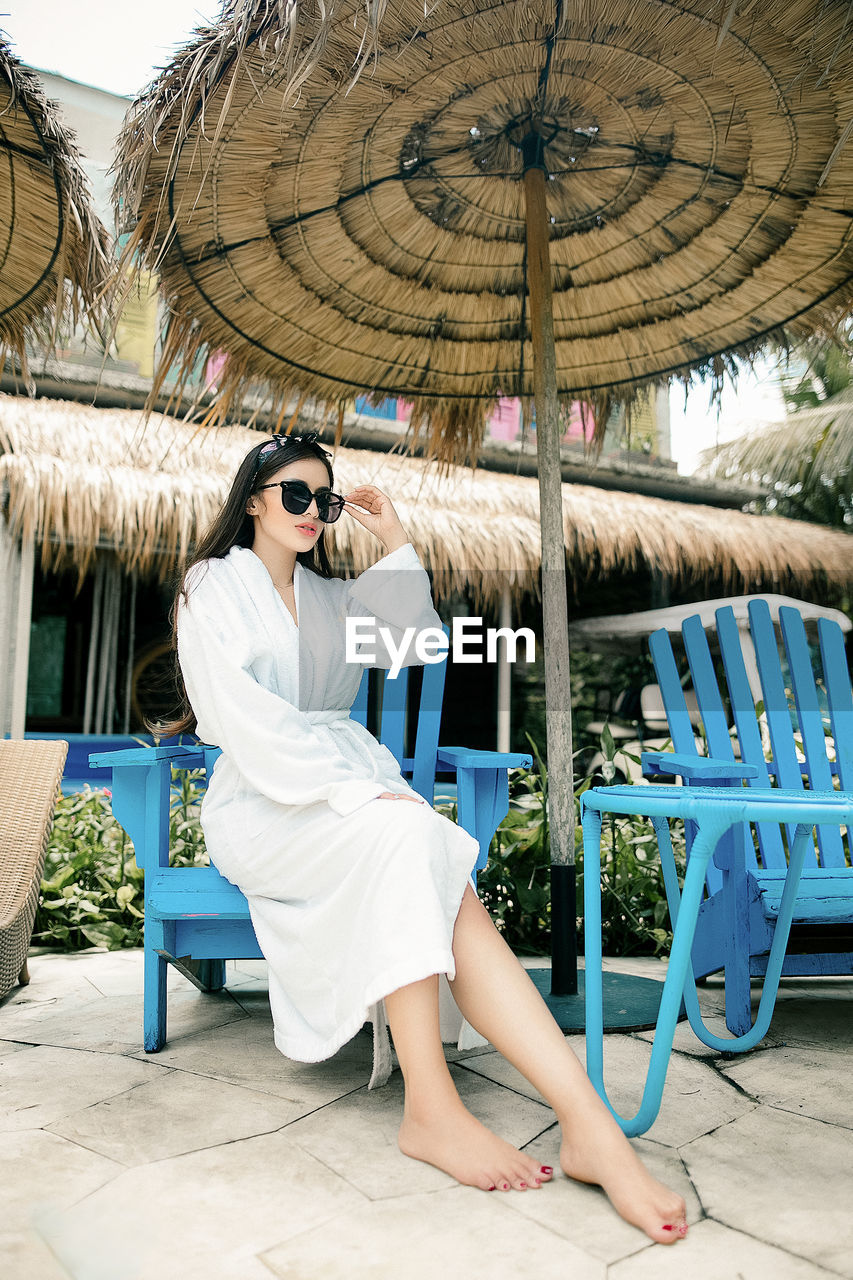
left=501, top=1182, right=510, bottom=1190
left=678, top=1224, right=688, bottom=1236
left=519, top=1182, right=527, bottom=1188
left=487, top=1185, right=496, bottom=1191
left=540, top=1166, right=553, bottom=1175
left=662, top=1225, right=674, bottom=1231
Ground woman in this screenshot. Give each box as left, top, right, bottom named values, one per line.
left=169, top=430, right=688, bottom=1243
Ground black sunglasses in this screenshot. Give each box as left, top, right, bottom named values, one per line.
left=255, top=479, right=346, bottom=524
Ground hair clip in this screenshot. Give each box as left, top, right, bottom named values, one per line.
left=254, top=430, right=329, bottom=473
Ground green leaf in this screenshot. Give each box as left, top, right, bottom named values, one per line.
left=41, top=866, right=76, bottom=892
left=601, top=723, right=616, bottom=760
left=80, top=921, right=127, bottom=949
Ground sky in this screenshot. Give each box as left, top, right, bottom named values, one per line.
left=6, top=1, right=221, bottom=98
left=5, top=1, right=788, bottom=473
left=668, top=359, right=786, bottom=475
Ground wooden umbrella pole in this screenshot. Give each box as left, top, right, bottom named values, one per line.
left=522, top=136, right=578, bottom=996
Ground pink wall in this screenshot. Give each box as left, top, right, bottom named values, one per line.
left=358, top=394, right=594, bottom=444
left=485, top=396, right=593, bottom=444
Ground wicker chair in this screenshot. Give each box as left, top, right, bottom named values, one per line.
left=0, top=739, right=68, bottom=998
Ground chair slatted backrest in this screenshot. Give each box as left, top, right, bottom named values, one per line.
left=409, top=657, right=447, bottom=803
left=681, top=613, right=756, bottom=893
left=725, top=601, right=839, bottom=863
left=378, top=666, right=408, bottom=765
left=648, top=628, right=697, bottom=755
left=649, top=624, right=723, bottom=890
left=716, top=607, right=787, bottom=870
left=681, top=615, right=736, bottom=763
left=777, top=607, right=845, bottom=867
left=349, top=668, right=369, bottom=726
left=651, top=601, right=851, bottom=882
left=821, top=618, right=853, bottom=792
left=748, top=601, right=804, bottom=796
left=350, top=626, right=450, bottom=803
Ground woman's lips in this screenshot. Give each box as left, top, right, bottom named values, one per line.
left=296, top=523, right=317, bottom=536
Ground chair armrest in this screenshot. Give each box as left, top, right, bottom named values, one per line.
left=436, top=747, right=533, bottom=771
left=436, top=748, right=532, bottom=875
left=88, top=745, right=210, bottom=873
left=641, top=751, right=761, bottom=781
left=88, top=744, right=207, bottom=769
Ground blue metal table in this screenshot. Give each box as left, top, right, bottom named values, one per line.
left=581, top=785, right=853, bottom=1136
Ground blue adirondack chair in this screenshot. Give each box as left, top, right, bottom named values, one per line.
left=580, top=599, right=852, bottom=1135
left=90, top=648, right=530, bottom=1053
left=643, top=599, right=853, bottom=1035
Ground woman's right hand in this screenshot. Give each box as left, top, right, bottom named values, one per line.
left=343, top=485, right=408, bottom=553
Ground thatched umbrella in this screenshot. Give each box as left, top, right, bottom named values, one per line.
left=113, top=0, right=853, bottom=999
left=0, top=36, right=110, bottom=381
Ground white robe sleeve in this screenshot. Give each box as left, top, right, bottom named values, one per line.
left=177, top=594, right=387, bottom=817
left=345, top=541, right=444, bottom=669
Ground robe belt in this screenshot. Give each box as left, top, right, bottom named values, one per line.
left=303, top=707, right=352, bottom=725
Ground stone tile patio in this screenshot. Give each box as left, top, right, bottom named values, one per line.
left=2, top=949, right=851, bottom=1280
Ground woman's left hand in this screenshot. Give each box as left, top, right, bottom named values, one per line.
left=343, top=485, right=408, bottom=552
left=377, top=791, right=426, bottom=804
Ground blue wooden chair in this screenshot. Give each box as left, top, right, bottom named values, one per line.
left=90, top=650, right=530, bottom=1053
left=643, top=600, right=853, bottom=1035
left=581, top=599, right=852, bottom=1135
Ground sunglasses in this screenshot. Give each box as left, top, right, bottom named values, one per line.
left=255, top=479, right=345, bottom=524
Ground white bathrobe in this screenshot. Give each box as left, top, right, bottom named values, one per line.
left=176, top=541, right=480, bottom=1085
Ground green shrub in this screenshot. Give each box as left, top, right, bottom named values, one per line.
left=466, top=732, right=686, bottom=958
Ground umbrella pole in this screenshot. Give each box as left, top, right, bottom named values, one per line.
left=522, top=136, right=577, bottom=997
left=520, top=138, right=670, bottom=1036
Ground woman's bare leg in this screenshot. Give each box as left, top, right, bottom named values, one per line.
left=384, top=974, right=553, bottom=1193
left=445, top=884, right=688, bottom=1244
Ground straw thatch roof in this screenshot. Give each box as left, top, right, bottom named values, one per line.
left=2, top=393, right=851, bottom=605
left=700, top=387, right=853, bottom=509
left=112, top=0, right=853, bottom=465
left=0, top=38, right=110, bottom=379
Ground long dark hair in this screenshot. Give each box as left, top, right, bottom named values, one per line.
left=153, top=433, right=336, bottom=737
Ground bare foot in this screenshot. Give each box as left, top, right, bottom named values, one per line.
left=399, top=1098, right=554, bottom=1193
left=560, top=1116, right=688, bottom=1244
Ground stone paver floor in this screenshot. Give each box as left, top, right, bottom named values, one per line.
left=2, top=949, right=851, bottom=1280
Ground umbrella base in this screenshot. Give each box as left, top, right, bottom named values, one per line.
left=526, top=967, right=686, bottom=1033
